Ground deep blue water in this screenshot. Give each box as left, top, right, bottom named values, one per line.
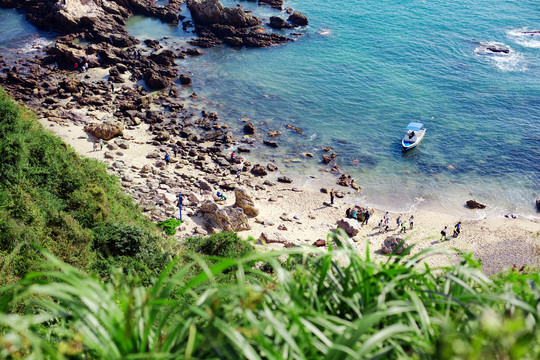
left=1, top=1, right=539, bottom=217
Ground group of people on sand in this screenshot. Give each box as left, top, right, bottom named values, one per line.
left=376, top=212, right=414, bottom=234
left=440, top=222, right=461, bottom=241
left=345, top=207, right=371, bottom=225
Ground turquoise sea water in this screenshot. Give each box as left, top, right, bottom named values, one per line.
left=1, top=1, right=539, bottom=217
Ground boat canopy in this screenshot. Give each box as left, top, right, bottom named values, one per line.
left=406, top=122, right=424, bottom=131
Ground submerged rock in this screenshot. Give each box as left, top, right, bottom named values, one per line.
left=243, top=122, right=255, bottom=134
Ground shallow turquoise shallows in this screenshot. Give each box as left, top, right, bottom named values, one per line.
left=2, top=0, right=539, bottom=217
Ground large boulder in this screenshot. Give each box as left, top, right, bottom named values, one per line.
left=243, top=122, right=255, bottom=134
left=288, top=12, right=309, bottom=26
left=144, top=68, right=178, bottom=89
left=84, top=121, right=124, bottom=140
left=233, top=187, right=259, bottom=217
left=268, top=16, right=293, bottom=29
left=148, top=50, right=177, bottom=66
left=381, top=237, right=409, bottom=255
left=250, top=164, right=268, bottom=176
left=337, top=174, right=352, bottom=187
left=47, top=40, right=99, bottom=69
left=336, top=218, right=360, bottom=237
left=200, top=200, right=251, bottom=232
left=466, top=199, right=486, bottom=209
left=186, top=0, right=261, bottom=27
left=259, top=231, right=288, bottom=244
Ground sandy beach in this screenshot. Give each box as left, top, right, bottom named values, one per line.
left=37, top=67, right=540, bottom=276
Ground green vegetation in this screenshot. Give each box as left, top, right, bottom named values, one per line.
left=1, top=87, right=539, bottom=359
left=0, top=87, right=170, bottom=285
left=1, top=235, right=539, bottom=359
left=157, top=217, right=184, bottom=235
left=184, top=231, right=254, bottom=258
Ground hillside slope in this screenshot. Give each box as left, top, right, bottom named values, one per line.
left=0, top=87, right=170, bottom=285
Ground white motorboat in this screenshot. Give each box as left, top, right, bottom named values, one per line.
left=402, top=122, right=426, bottom=150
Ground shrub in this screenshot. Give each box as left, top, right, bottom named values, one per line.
left=183, top=232, right=254, bottom=258
left=92, top=222, right=151, bottom=257
left=156, top=218, right=183, bottom=236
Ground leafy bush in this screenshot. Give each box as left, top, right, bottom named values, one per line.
left=92, top=222, right=150, bottom=257
left=183, top=231, right=254, bottom=258
left=157, top=218, right=183, bottom=235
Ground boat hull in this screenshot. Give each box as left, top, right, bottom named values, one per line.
left=402, top=129, right=426, bottom=150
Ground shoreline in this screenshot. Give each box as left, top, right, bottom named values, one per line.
left=36, top=84, right=540, bottom=276
left=0, top=5, right=538, bottom=276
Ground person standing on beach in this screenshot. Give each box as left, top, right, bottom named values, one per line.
left=440, top=226, right=448, bottom=241
left=100, top=139, right=104, bottom=151
left=177, top=194, right=183, bottom=221
left=164, top=152, right=170, bottom=165
left=396, top=214, right=401, bottom=228
left=363, top=209, right=370, bottom=225
left=330, top=189, right=335, bottom=204
left=400, top=220, right=407, bottom=233
left=453, top=222, right=461, bottom=237
left=172, top=144, right=178, bottom=157
left=352, top=208, right=357, bottom=220
left=409, top=215, right=414, bottom=230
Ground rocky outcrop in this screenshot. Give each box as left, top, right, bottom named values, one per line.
left=337, top=174, right=352, bottom=187
left=268, top=16, right=293, bottom=29
left=200, top=200, right=251, bottom=232
left=187, top=0, right=261, bottom=27
left=46, top=39, right=100, bottom=69
left=186, top=0, right=291, bottom=47
left=336, top=218, right=360, bottom=237
left=288, top=12, right=308, bottom=26
left=381, top=237, right=409, bottom=255
left=466, top=199, right=486, bottom=209
left=84, top=121, right=124, bottom=140
left=0, top=0, right=182, bottom=48
left=144, top=67, right=178, bottom=89
left=258, top=0, right=283, bottom=10
left=233, top=187, right=259, bottom=217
